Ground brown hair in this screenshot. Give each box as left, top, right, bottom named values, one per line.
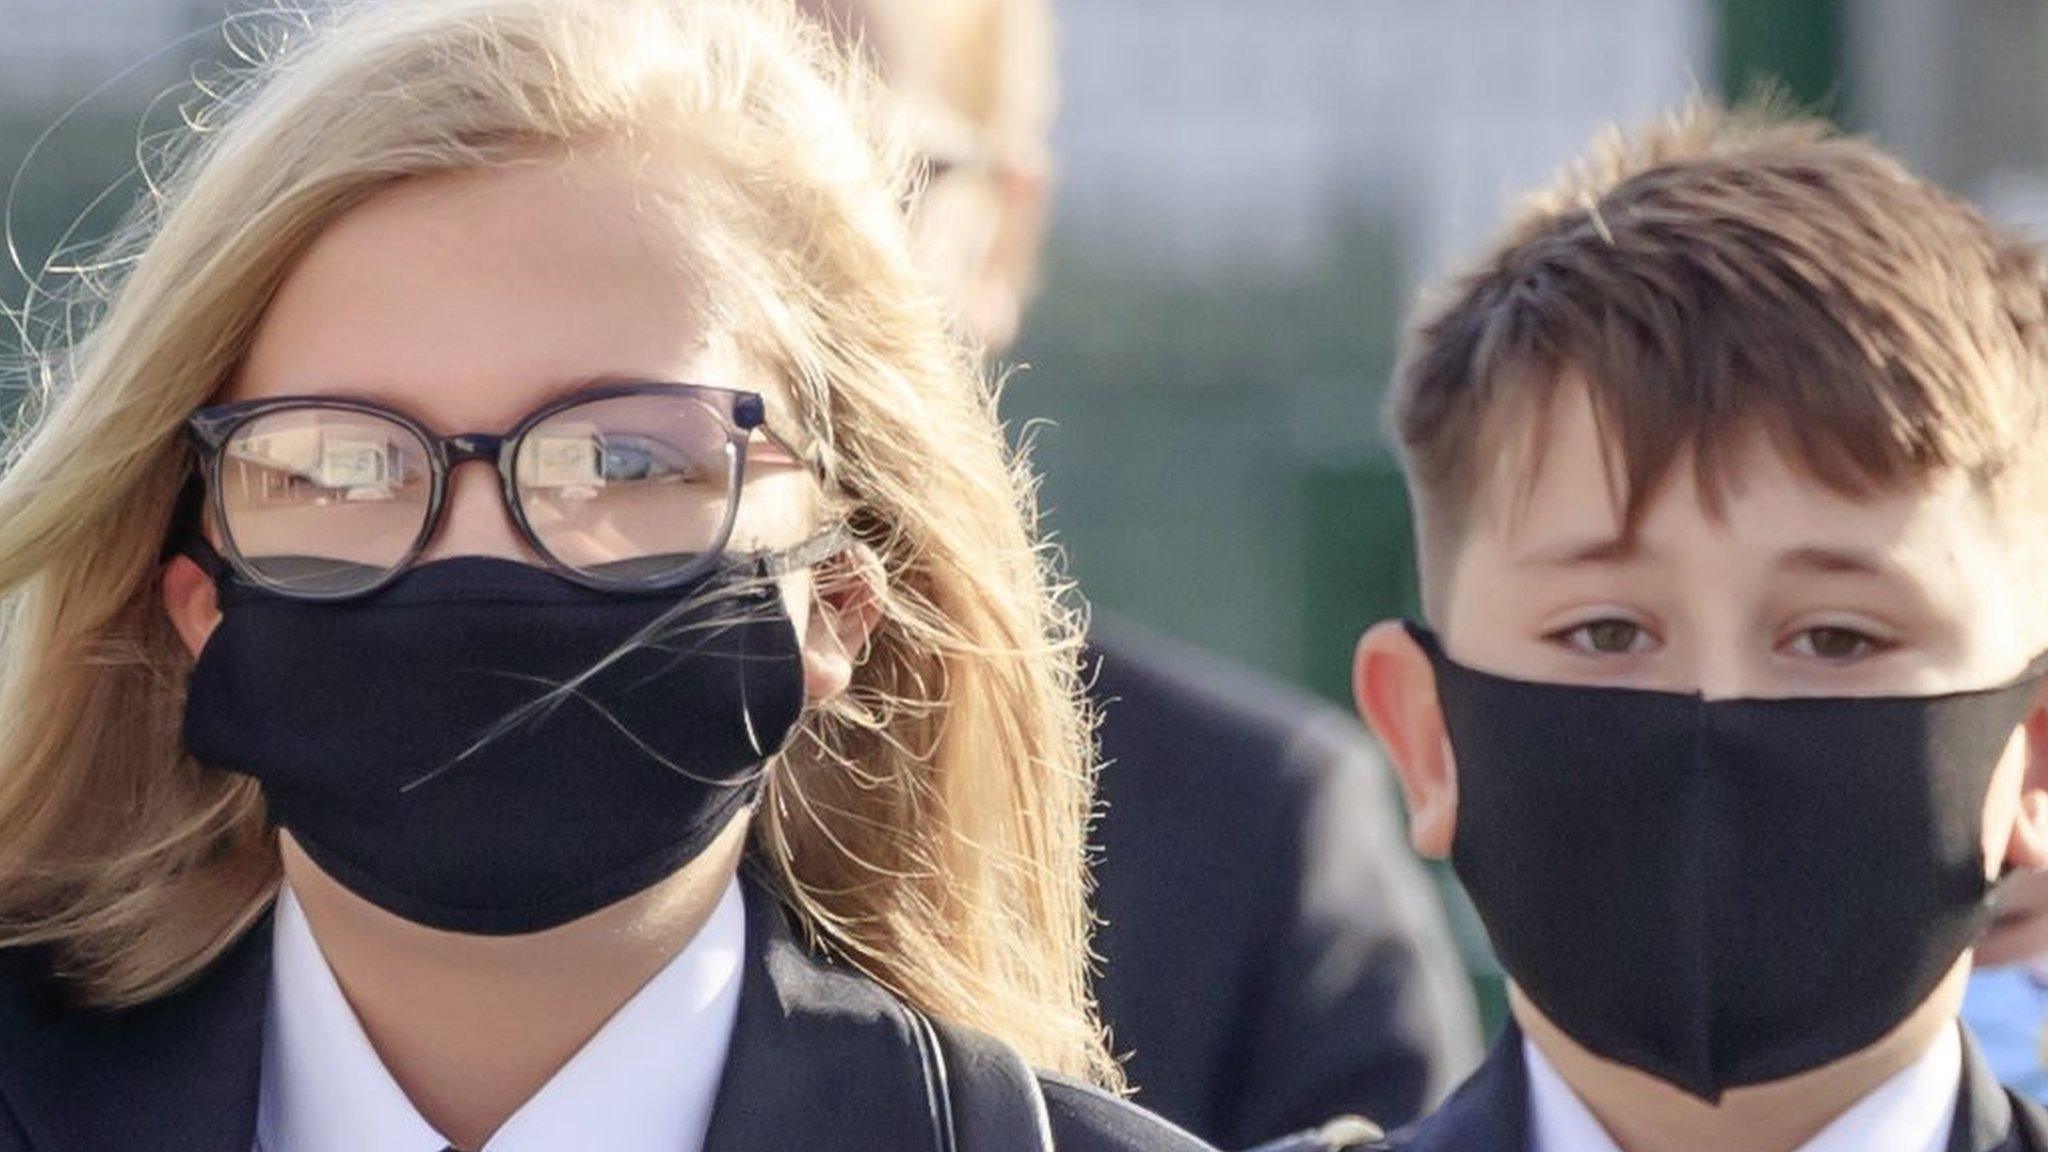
left=1389, top=102, right=2048, bottom=589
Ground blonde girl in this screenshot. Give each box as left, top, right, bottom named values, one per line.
left=0, top=2, right=1208, bottom=1149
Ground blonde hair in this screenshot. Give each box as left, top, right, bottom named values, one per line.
left=800, top=0, right=1056, bottom=171
left=0, top=0, right=1115, bottom=1085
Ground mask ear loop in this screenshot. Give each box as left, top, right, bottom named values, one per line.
left=1994, top=681, right=2048, bottom=892
left=754, top=523, right=857, bottom=578
left=737, top=523, right=868, bottom=765
left=160, top=474, right=232, bottom=583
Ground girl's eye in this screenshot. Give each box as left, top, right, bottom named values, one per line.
left=1556, top=619, right=1651, bottom=655
left=1787, top=626, right=1886, bottom=663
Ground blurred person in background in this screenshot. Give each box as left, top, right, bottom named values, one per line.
left=1965, top=869, right=2048, bottom=1103
left=798, top=0, right=1484, bottom=1145
left=0, top=1, right=1223, bottom=1148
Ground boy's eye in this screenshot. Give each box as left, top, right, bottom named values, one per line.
left=1787, top=626, right=1885, bottom=663
left=1556, top=619, right=1652, bottom=655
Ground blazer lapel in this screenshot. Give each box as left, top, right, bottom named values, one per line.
left=1947, top=1024, right=2014, bottom=1152
left=701, top=878, right=940, bottom=1152
left=1950, top=1023, right=2048, bottom=1152
left=0, top=883, right=958, bottom=1152
left=1394, top=1021, right=1531, bottom=1152
left=0, top=912, right=271, bottom=1152
left=1398, top=1021, right=2048, bottom=1152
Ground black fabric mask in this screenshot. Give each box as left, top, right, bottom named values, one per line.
left=1408, top=621, right=2048, bottom=1102
left=183, top=556, right=805, bottom=935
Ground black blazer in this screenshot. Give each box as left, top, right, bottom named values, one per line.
left=0, top=878, right=1214, bottom=1152
left=1088, top=620, right=1481, bottom=1145
left=1380, top=1021, right=2048, bottom=1152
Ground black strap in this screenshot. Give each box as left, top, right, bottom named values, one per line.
left=904, top=1004, right=960, bottom=1152
left=905, top=1008, right=1053, bottom=1152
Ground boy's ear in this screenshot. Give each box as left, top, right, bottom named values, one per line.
left=1353, top=620, right=1458, bottom=859
left=972, top=163, right=1049, bottom=354
left=2002, top=702, right=2048, bottom=872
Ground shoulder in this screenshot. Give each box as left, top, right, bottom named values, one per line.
left=0, top=944, right=62, bottom=1148
left=1037, top=1073, right=1218, bottom=1152
left=2005, top=1081, right=2048, bottom=1151
left=0, top=941, right=61, bottom=1063
left=1368, top=1032, right=1529, bottom=1152
left=0, top=920, right=273, bottom=1152
left=916, top=1003, right=1214, bottom=1151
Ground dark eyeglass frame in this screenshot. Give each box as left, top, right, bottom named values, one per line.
left=181, top=381, right=840, bottom=601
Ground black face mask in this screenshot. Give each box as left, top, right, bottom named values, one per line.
left=183, top=556, right=806, bottom=935
left=1408, top=622, right=2048, bottom=1102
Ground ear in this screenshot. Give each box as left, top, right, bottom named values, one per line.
left=160, top=554, right=222, bottom=659
left=2001, top=701, right=2048, bottom=873
left=799, top=546, right=883, bottom=705
left=1353, top=619, right=1459, bottom=859
left=967, top=163, right=1049, bottom=354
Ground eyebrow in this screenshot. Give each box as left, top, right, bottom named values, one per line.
left=1773, top=546, right=1899, bottom=579
left=467, top=371, right=665, bottom=420
left=530, top=372, right=661, bottom=408
left=1510, top=538, right=1908, bottom=580
left=1508, top=534, right=1646, bottom=569
left=298, top=371, right=688, bottom=430
left=323, top=369, right=657, bottom=402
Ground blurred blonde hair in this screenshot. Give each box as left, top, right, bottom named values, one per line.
left=0, top=0, right=1115, bottom=1085
left=801, top=0, right=1055, bottom=171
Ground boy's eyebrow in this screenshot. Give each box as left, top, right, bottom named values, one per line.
left=1509, top=534, right=1645, bottom=569
left=1774, top=546, right=1897, bottom=578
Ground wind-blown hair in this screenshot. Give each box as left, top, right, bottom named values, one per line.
left=0, top=0, right=1114, bottom=1084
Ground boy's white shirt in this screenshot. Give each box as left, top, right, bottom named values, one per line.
left=254, top=877, right=746, bottom=1152
left=1524, top=1025, right=1961, bottom=1152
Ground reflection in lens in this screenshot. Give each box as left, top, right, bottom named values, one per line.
left=218, top=407, right=433, bottom=595
left=515, top=393, right=737, bottom=585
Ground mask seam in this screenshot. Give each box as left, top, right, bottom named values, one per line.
left=1693, top=696, right=1720, bottom=1100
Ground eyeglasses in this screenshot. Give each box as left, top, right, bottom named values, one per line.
left=180, top=381, right=843, bottom=601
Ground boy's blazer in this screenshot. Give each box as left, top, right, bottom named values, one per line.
left=0, top=878, right=1212, bottom=1152
left=1378, top=1022, right=2048, bottom=1152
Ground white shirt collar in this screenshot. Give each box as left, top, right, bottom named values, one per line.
left=256, top=877, right=746, bottom=1152
left=1524, top=1026, right=1961, bottom=1152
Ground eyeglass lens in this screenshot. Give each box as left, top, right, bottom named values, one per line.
left=213, top=394, right=742, bottom=596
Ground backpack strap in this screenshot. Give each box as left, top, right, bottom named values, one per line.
left=907, top=1008, right=1055, bottom=1152
left=902, top=1004, right=960, bottom=1152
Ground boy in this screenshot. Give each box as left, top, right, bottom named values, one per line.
left=1354, top=104, right=2048, bottom=1152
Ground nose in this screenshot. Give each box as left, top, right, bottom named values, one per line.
left=415, top=460, right=545, bottom=563
left=1692, top=644, right=1760, bottom=701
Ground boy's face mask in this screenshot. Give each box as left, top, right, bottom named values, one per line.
left=1409, top=621, right=2048, bottom=1102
